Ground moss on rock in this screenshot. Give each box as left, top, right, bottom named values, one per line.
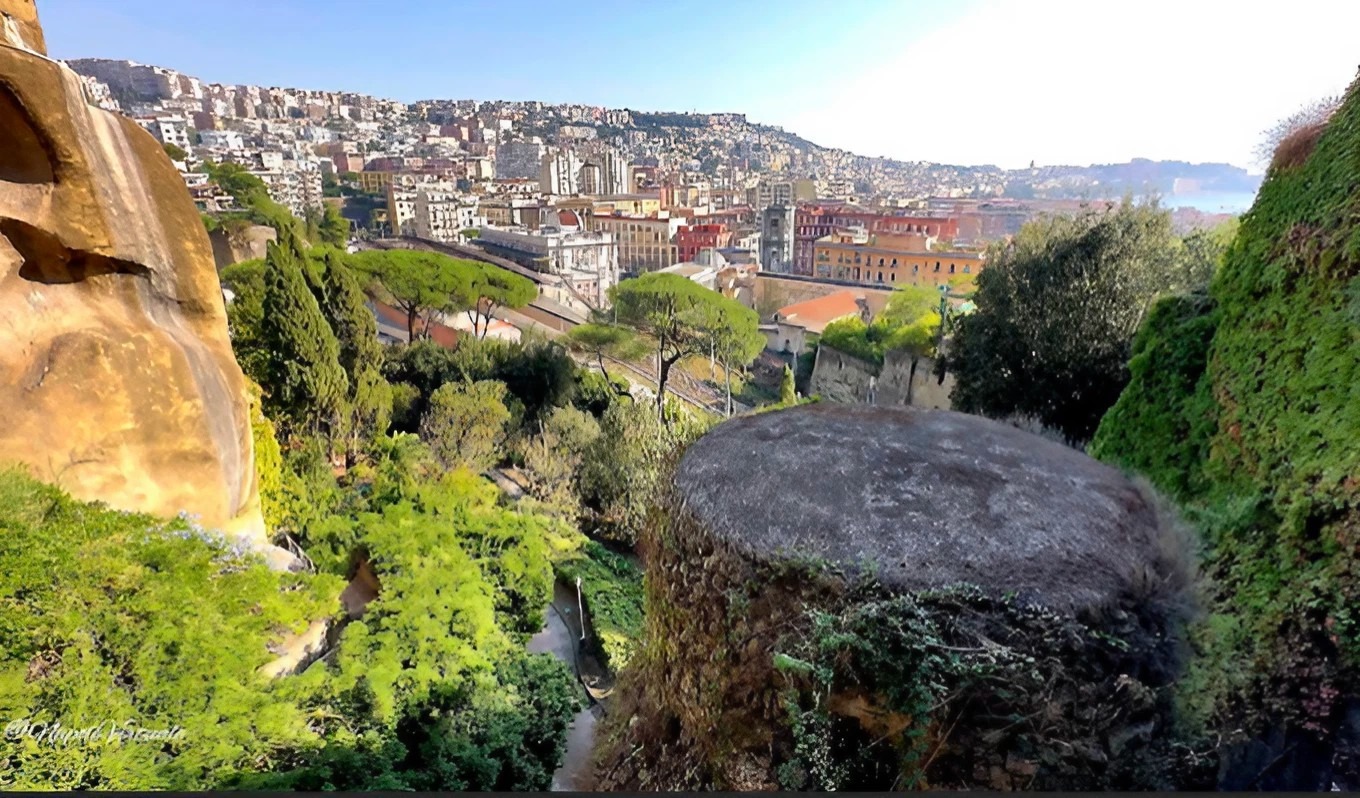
left=1091, top=70, right=1360, bottom=789
left=592, top=405, right=1203, bottom=790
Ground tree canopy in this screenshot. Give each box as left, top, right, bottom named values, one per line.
left=610, top=272, right=761, bottom=415
left=261, top=234, right=349, bottom=439
left=945, top=200, right=1210, bottom=443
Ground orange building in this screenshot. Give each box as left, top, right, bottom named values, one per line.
left=813, top=233, right=984, bottom=288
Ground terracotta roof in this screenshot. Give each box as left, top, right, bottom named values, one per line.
left=369, top=300, right=461, bottom=349
left=557, top=209, right=581, bottom=227
left=774, top=290, right=865, bottom=334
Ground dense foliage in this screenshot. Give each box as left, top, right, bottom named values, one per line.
left=1091, top=77, right=1360, bottom=776
left=947, top=201, right=1222, bottom=443
left=610, top=272, right=763, bottom=416
left=0, top=469, right=341, bottom=790
left=818, top=285, right=941, bottom=367
left=557, top=541, right=645, bottom=672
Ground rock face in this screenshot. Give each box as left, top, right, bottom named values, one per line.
left=209, top=223, right=276, bottom=272
left=0, top=0, right=43, bottom=55
left=0, top=1, right=266, bottom=545
left=594, top=404, right=1199, bottom=791
left=678, top=404, right=1166, bottom=613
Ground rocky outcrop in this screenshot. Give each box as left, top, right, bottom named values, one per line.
left=209, top=223, right=276, bottom=271
left=594, top=405, right=1201, bottom=790
left=0, top=0, right=43, bottom=55
left=0, top=1, right=267, bottom=547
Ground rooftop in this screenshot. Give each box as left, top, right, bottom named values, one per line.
left=774, top=289, right=865, bottom=332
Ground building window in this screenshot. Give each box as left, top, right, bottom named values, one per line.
left=891, top=273, right=896, bottom=282
left=934, top=263, right=941, bottom=272
left=913, top=264, right=919, bottom=273
left=877, top=271, right=883, bottom=282
left=949, top=264, right=955, bottom=274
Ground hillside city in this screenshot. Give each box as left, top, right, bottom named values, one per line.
left=4, top=1, right=1358, bottom=792
left=71, top=56, right=1252, bottom=319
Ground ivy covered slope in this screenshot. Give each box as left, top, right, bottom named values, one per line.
left=1091, top=74, right=1360, bottom=765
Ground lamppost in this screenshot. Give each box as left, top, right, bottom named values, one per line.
left=937, top=283, right=949, bottom=356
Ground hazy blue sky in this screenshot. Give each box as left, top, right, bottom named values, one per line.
left=38, top=0, right=1360, bottom=170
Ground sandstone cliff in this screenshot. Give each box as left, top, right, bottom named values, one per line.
left=0, top=0, right=268, bottom=548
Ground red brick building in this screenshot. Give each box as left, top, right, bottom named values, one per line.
left=675, top=223, right=732, bottom=263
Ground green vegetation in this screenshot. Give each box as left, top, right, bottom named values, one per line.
left=578, top=398, right=710, bottom=544
left=779, top=364, right=796, bottom=404
left=610, top=272, right=763, bottom=417
left=349, top=249, right=533, bottom=343
left=261, top=234, right=348, bottom=441
left=419, top=380, right=513, bottom=471
left=201, top=160, right=299, bottom=237
left=162, top=142, right=187, bottom=162
left=1090, top=80, right=1360, bottom=755
left=818, top=285, right=941, bottom=367
left=947, top=200, right=1225, bottom=443
left=0, top=468, right=341, bottom=790
left=557, top=541, right=645, bottom=672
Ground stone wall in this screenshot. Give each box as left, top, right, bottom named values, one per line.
left=810, top=344, right=955, bottom=410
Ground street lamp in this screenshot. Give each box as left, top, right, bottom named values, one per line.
left=936, top=283, right=949, bottom=355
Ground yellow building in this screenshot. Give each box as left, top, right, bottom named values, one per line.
left=357, top=170, right=396, bottom=193
left=813, top=236, right=984, bottom=288
left=591, top=213, right=684, bottom=273
left=592, top=193, right=662, bottom=216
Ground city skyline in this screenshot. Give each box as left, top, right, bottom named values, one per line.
left=39, top=0, right=1360, bottom=171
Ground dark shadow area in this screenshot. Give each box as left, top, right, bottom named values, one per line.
left=0, top=82, right=56, bottom=184
left=2, top=218, right=148, bottom=284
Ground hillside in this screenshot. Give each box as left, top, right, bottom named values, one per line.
left=1091, top=71, right=1360, bottom=789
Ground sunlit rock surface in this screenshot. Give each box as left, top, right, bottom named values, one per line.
left=0, top=0, right=266, bottom=546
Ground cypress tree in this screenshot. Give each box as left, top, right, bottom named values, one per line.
left=261, top=233, right=349, bottom=440
left=321, top=251, right=392, bottom=448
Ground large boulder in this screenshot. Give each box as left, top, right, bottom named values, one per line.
left=594, top=404, right=1200, bottom=790
left=0, top=1, right=266, bottom=546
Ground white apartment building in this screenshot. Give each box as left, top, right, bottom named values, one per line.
left=478, top=214, right=619, bottom=309
left=413, top=188, right=483, bottom=243
left=539, top=149, right=582, bottom=196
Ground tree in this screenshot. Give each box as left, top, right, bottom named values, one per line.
left=163, top=142, right=188, bottom=162
left=698, top=299, right=765, bottom=416
left=319, top=251, right=392, bottom=451
left=946, top=200, right=1185, bottom=443
left=418, top=380, right=512, bottom=471
left=779, top=365, right=797, bottom=405
left=563, top=323, right=648, bottom=388
left=461, top=262, right=536, bottom=340
left=521, top=406, right=601, bottom=518
left=319, top=204, right=350, bottom=248
left=611, top=272, right=760, bottom=417
left=220, top=258, right=269, bottom=386
left=261, top=234, right=349, bottom=439
left=579, top=400, right=674, bottom=544
left=351, top=249, right=474, bottom=341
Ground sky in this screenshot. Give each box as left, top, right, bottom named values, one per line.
left=37, top=0, right=1360, bottom=171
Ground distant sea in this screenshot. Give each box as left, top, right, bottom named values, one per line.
left=1149, top=190, right=1258, bottom=214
